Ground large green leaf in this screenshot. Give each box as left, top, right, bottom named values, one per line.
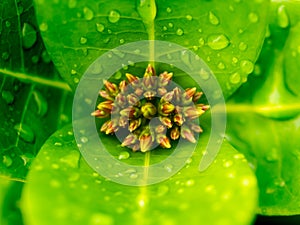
left=34, top=0, right=269, bottom=98
left=226, top=0, right=300, bottom=215
left=0, top=179, right=24, bottom=225
left=21, top=123, right=258, bottom=225
left=0, top=0, right=73, bottom=180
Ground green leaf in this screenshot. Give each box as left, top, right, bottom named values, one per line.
left=0, top=0, right=73, bottom=180
left=21, top=124, right=258, bottom=225
left=0, top=179, right=24, bottom=225
left=34, top=0, right=269, bottom=98
left=226, top=1, right=300, bottom=215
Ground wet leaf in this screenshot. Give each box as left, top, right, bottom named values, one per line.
left=34, top=0, right=269, bottom=98
left=226, top=0, right=300, bottom=215
left=0, top=0, right=73, bottom=180
left=21, top=124, right=258, bottom=225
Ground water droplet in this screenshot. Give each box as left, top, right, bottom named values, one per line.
left=229, top=72, right=241, bottom=84
left=248, top=12, right=259, bottom=23
left=108, top=10, right=120, bottom=23
left=39, top=22, right=48, bottom=32
left=232, top=57, right=238, bottom=64
left=41, top=50, right=51, bottom=63
left=5, top=21, right=11, bottom=27
left=31, top=55, right=39, bottom=64
left=168, top=22, right=173, bottom=28
left=209, top=11, right=220, bottom=25
left=207, top=34, right=230, bottom=50
left=51, top=163, right=59, bottom=169
left=103, top=38, right=110, bottom=44
left=130, top=173, right=138, bottom=179
left=2, top=91, right=14, bottom=104
left=83, top=7, right=94, bottom=20
left=119, top=38, right=125, bottom=44
left=96, top=23, right=105, bottom=32
left=91, top=64, right=102, bottom=75
left=113, top=71, right=122, bottom=79
left=265, top=148, right=279, bottom=162
left=185, top=179, right=195, bottom=186
left=166, top=7, right=172, bottom=13
left=14, top=124, right=35, bottom=143
left=22, top=23, right=37, bottom=49
left=176, top=28, right=184, bottom=36
left=71, top=69, right=77, bottom=75
left=217, top=62, right=225, bottom=70
left=74, top=77, right=80, bottom=83
left=277, top=5, right=289, bottom=28
left=54, top=142, right=63, bottom=147
left=112, top=49, right=125, bottom=58
left=3, top=155, right=13, bottom=167
left=164, top=164, right=173, bottom=172
left=238, top=42, right=248, bottom=51
left=157, top=185, right=169, bottom=197
left=90, top=213, right=113, bottom=225
left=118, top=151, right=130, bottom=160
left=68, top=0, right=77, bottom=8
left=50, top=179, right=61, bottom=188
left=80, top=136, right=89, bottom=143
left=33, top=91, right=48, bottom=116
left=186, top=15, right=193, bottom=21
left=60, top=150, right=80, bottom=168
left=2, top=52, right=10, bottom=61
left=223, top=160, right=233, bottom=168
left=198, top=37, right=205, bottom=47
left=240, top=60, right=254, bottom=75
left=199, top=68, right=210, bottom=80
left=80, top=37, right=87, bottom=44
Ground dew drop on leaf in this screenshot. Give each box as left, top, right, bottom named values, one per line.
left=164, top=164, right=173, bottom=172
left=39, top=22, right=48, bottom=32
left=80, top=37, right=87, bottom=44
left=240, top=59, right=254, bottom=75
left=2, top=52, right=10, bottom=61
left=199, top=68, right=210, bottom=80
left=229, top=72, right=241, bottom=84
left=80, top=136, right=89, bottom=143
left=238, top=42, right=248, bottom=51
left=118, top=151, right=130, bottom=160
left=96, top=23, right=105, bottom=32
left=108, top=10, right=120, bottom=23
left=207, top=34, right=230, bottom=50
left=168, top=22, right=173, bottom=28
left=166, top=7, right=172, bottom=13
left=176, top=28, right=184, bottom=36
left=209, top=11, right=220, bottom=25
left=5, top=21, right=11, bottom=28
left=68, top=0, right=77, bottom=8
left=22, top=23, right=37, bottom=49
left=14, top=123, right=35, bottom=143
left=83, top=7, right=94, bottom=20
left=2, top=155, right=13, bottom=167
left=119, top=38, right=125, bottom=44
left=33, top=90, right=48, bottom=117
left=217, top=62, right=225, bottom=70
left=198, top=37, right=205, bottom=47
left=2, top=90, right=14, bottom=104
left=74, top=77, right=80, bottom=84
left=248, top=12, right=259, bottom=23
left=60, top=150, right=80, bottom=168
left=186, top=15, right=193, bottom=21
left=31, top=55, right=39, bottom=64
left=277, top=5, right=289, bottom=28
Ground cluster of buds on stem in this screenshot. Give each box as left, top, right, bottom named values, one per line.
left=92, top=64, right=209, bottom=152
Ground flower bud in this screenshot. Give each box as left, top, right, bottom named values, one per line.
left=121, top=133, right=137, bottom=147
left=120, top=107, right=141, bottom=119
left=170, top=126, right=180, bottom=140
left=141, top=102, right=157, bottom=119
left=104, top=80, right=119, bottom=96
left=119, top=80, right=127, bottom=93
left=127, top=93, right=140, bottom=106
left=156, top=134, right=171, bottom=148
left=118, top=116, right=128, bottom=127
left=181, top=126, right=196, bottom=143
left=159, top=102, right=175, bottom=116
left=173, top=113, right=184, bottom=126
left=126, top=73, right=139, bottom=84
left=144, top=64, right=155, bottom=76
left=91, top=109, right=110, bottom=118
left=159, top=116, right=172, bottom=128
left=159, top=71, right=173, bottom=86
left=193, top=91, right=203, bottom=102
left=99, top=90, right=114, bottom=101
left=139, top=128, right=153, bottom=152
left=97, top=100, right=113, bottom=111
left=190, top=123, right=203, bottom=133
left=129, top=118, right=142, bottom=132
